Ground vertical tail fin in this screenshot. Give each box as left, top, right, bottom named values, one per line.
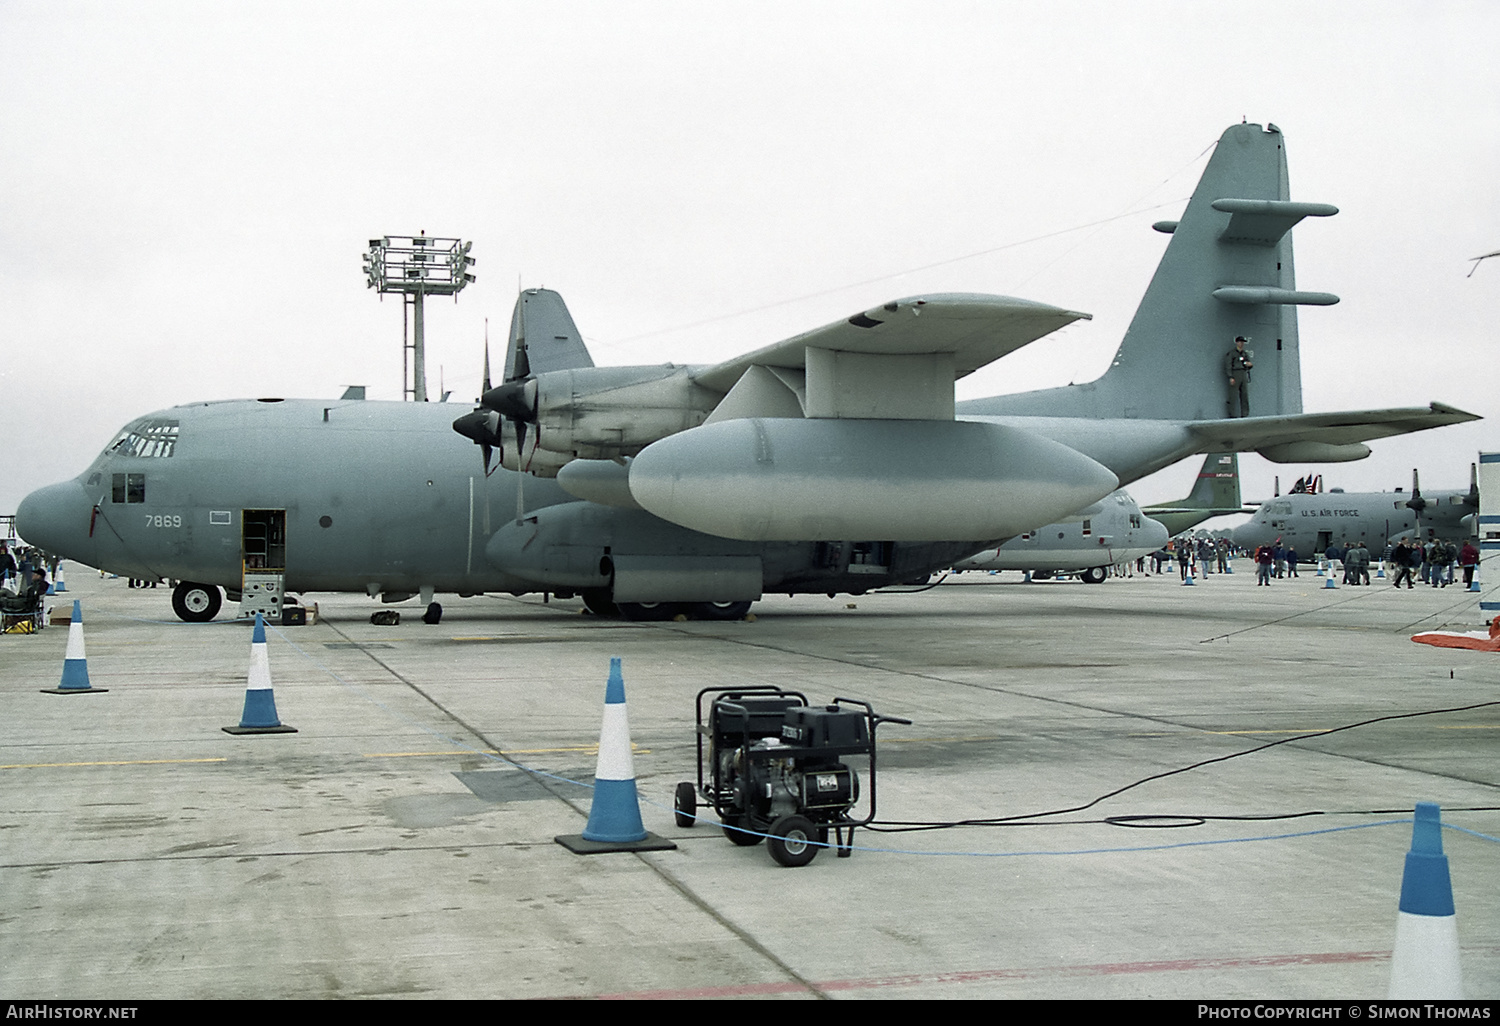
left=1143, top=452, right=1242, bottom=535
left=967, top=123, right=1338, bottom=421
left=504, top=288, right=595, bottom=382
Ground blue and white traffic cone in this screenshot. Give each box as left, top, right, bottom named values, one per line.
left=223, top=613, right=296, bottom=734
left=1324, top=575, right=1337, bottom=589
left=1389, top=802, right=1464, bottom=998
left=1183, top=569, right=1195, bottom=585
left=42, top=600, right=107, bottom=694
left=1316, top=561, right=1326, bottom=577
left=556, top=657, right=674, bottom=854
left=49, top=565, right=66, bottom=594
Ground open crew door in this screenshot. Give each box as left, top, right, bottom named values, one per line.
left=240, top=509, right=286, bottom=619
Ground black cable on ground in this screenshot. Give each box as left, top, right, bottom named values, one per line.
left=864, top=699, right=1500, bottom=833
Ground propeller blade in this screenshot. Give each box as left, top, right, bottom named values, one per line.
left=480, top=379, right=537, bottom=422
left=1406, top=468, right=1427, bottom=515
left=482, top=320, right=493, bottom=395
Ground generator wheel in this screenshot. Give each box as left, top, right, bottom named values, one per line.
left=674, top=782, right=697, bottom=828
left=722, top=815, right=763, bottom=846
left=767, top=815, right=819, bottom=868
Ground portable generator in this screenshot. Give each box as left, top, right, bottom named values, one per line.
left=674, top=687, right=910, bottom=867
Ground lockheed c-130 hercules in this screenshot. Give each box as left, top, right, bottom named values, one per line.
left=16, top=122, right=1478, bottom=621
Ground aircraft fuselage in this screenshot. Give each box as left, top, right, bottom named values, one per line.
left=16, top=398, right=989, bottom=614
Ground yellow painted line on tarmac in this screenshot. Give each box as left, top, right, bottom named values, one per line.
left=1, top=757, right=229, bottom=770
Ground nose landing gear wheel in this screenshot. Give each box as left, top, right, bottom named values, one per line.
left=171, top=582, right=222, bottom=623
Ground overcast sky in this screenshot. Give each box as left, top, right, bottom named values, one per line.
left=2, top=1, right=1496, bottom=522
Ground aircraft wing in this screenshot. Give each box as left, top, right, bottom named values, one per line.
left=692, top=293, right=1090, bottom=394
left=1186, top=404, right=1481, bottom=463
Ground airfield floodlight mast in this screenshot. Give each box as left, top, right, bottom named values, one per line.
left=363, top=234, right=476, bottom=402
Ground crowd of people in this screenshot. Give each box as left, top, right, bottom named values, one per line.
left=1127, top=534, right=1482, bottom=590
left=1240, top=537, right=1480, bottom=589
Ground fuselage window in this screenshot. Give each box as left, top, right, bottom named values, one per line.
left=112, top=473, right=146, bottom=503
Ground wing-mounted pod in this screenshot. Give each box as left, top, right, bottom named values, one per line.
left=627, top=418, right=1118, bottom=542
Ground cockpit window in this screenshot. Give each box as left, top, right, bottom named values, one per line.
left=106, top=419, right=179, bottom=459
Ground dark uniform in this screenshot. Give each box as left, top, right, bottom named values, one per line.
left=1224, top=338, right=1253, bottom=417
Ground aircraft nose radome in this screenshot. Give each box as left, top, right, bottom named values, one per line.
left=16, top=481, right=90, bottom=556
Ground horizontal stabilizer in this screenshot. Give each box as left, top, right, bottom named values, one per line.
left=1188, top=404, right=1480, bottom=463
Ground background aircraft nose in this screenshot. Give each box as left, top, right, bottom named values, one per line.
left=15, top=480, right=92, bottom=555
left=1145, top=519, right=1170, bottom=549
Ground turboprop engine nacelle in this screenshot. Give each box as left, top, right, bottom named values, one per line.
left=490, top=365, right=721, bottom=466
left=627, top=418, right=1119, bottom=542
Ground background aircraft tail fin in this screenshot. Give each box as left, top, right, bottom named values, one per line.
left=1154, top=452, right=1241, bottom=511
left=1143, top=452, right=1243, bottom=535
left=504, top=288, right=595, bottom=382
left=964, top=123, right=1338, bottom=422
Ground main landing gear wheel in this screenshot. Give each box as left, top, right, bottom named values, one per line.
left=674, top=782, right=698, bottom=828
left=617, top=601, right=681, bottom=621
left=172, top=582, right=222, bottom=623
left=580, top=589, right=618, bottom=618
left=767, top=814, right=819, bottom=867
left=691, top=600, right=752, bottom=621
left=1080, top=566, right=1108, bottom=584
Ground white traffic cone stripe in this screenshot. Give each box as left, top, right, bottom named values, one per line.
left=594, top=703, right=636, bottom=781
left=1389, top=912, right=1464, bottom=998
left=65, top=620, right=87, bottom=661
left=248, top=643, right=272, bottom=690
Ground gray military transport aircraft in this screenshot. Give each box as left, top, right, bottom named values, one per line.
left=16, top=122, right=1478, bottom=621
left=948, top=451, right=1240, bottom=580
left=1232, top=467, right=1480, bottom=555
left=949, top=488, right=1169, bottom=581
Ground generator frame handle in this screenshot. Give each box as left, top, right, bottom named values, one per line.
left=830, top=697, right=913, bottom=830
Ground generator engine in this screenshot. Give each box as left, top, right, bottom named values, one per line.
left=677, top=688, right=909, bottom=867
